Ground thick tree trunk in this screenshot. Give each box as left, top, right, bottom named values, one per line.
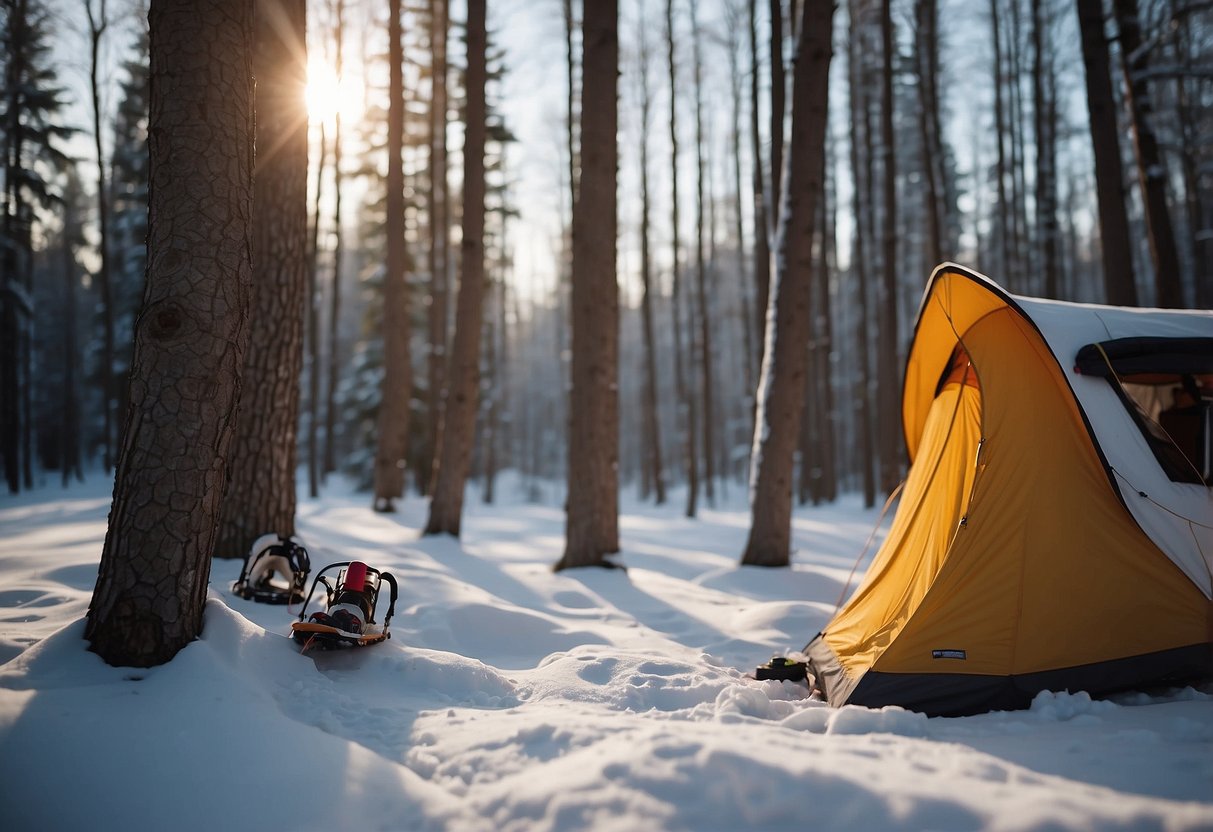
left=214, top=0, right=308, bottom=560
left=557, top=0, right=619, bottom=570
left=743, top=0, right=834, bottom=567
left=1077, top=0, right=1130, bottom=306
left=424, top=0, right=449, bottom=494
left=1112, top=0, right=1183, bottom=307
left=768, top=0, right=785, bottom=231
left=876, top=0, right=901, bottom=495
left=86, top=0, right=254, bottom=667
left=372, top=0, right=413, bottom=511
left=424, top=0, right=486, bottom=538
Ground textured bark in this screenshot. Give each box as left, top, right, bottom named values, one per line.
left=424, top=0, right=485, bottom=538
left=768, top=0, right=785, bottom=231
left=372, top=0, right=413, bottom=511
left=743, top=0, right=834, bottom=567
left=914, top=0, right=942, bottom=269
left=86, top=0, right=254, bottom=667
left=214, top=0, right=308, bottom=560
left=990, top=0, right=1010, bottom=280
left=876, top=0, right=901, bottom=495
left=1112, top=0, right=1183, bottom=307
left=557, top=0, right=619, bottom=570
left=306, top=120, right=326, bottom=499
left=424, top=0, right=449, bottom=494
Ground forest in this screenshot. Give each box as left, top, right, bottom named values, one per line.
left=0, top=0, right=1209, bottom=664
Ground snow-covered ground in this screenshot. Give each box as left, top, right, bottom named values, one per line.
left=1, top=472, right=1210, bottom=831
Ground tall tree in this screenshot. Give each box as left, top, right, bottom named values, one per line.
left=876, top=0, right=901, bottom=494
left=213, top=0, right=308, bottom=559
left=424, top=0, right=486, bottom=537
left=1, top=0, right=71, bottom=493
left=667, top=0, right=698, bottom=518
left=1112, top=0, right=1183, bottom=307
left=989, top=0, right=1011, bottom=280
left=848, top=0, right=876, bottom=508
left=423, top=0, right=449, bottom=493
left=86, top=0, right=254, bottom=666
left=914, top=0, right=943, bottom=268
left=748, top=0, right=770, bottom=377
left=742, top=0, right=834, bottom=566
left=637, top=0, right=666, bottom=505
left=691, top=0, right=715, bottom=506
left=372, top=0, right=413, bottom=511
left=324, top=0, right=346, bottom=477
left=768, top=0, right=785, bottom=230
left=556, top=0, right=618, bottom=570
left=306, top=119, right=326, bottom=498
left=85, top=0, right=116, bottom=471
left=1031, top=0, right=1058, bottom=297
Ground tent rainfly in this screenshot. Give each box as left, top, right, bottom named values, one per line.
left=806, top=264, right=1213, bottom=717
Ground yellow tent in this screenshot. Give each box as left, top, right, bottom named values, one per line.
left=806, top=264, right=1213, bottom=716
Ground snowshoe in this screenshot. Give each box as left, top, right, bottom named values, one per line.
left=290, top=560, right=398, bottom=650
left=232, top=534, right=311, bottom=605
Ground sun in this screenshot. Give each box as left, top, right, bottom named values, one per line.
left=305, top=56, right=362, bottom=124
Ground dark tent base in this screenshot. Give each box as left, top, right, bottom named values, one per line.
left=807, top=641, right=1212, bottom=718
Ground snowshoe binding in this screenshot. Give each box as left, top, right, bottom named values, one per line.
left=291, top=561, right=398, bottom=650
left=232, top=534, right=311, bottom=605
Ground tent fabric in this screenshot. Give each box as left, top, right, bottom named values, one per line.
left=807, top=265, right=1213, bottom=717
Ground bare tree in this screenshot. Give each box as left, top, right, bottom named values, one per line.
left=743, top=0, right=835, bottom=567
left=637, top=0, right=666, bottom=505
left=768, top=0, right=785, bottom=230
left=691, top=0, right=715, bottom=506
left=424, top=0, right=486, bottom=537
left=306, top=119, right=326, bottom=498
left=324, top=0, right=346, bottom=477
left=667, top=0, right=698, bottom=518
left=748, top=0, right=770, bottom=375
left=1112, top=0, right=1183, bottom=307
left=990, top=0, right=1011, bottom=279
left=85, top=0, right=116, bottom=471
left=556, top=0, right=619, bottom=570
left=424, top=0, right=449, bottom=493
left=372, top=0, right=413, bottom=511
left=914, top=0, right=943, bottom=268
left=876, top=0, right=901, bottom=495
left=86, top=0, right=254, bottom=666
left=1031, top=0, right=1059, bottom=297
left=214, top=0, right=309, bottom=560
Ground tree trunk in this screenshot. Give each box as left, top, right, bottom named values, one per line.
left=307, top=121, right=326, bottom=498
left=1031, top=0, right=1059, bottom=298
left=914, top=0, right=942, bottom=269
left=848, top=0, right=876, bottom=508
left=424, top=0, right=449, bottom=494
left=990, top=0, right=1010, bottom=280
left=1077, top=0, right=1130, bottom=306
left=749, top=0, right=770, bottom=384
left=876, top=0, right=901, bottom=495
left=86, top=0, right=254, bottom=667
left=729, top=10, right=754, bottom=407
left=638, top=3, right=666, bottom=506
left=667, top=0, right=698, bottom=519
left=424, top=0, right=486, bottom=538
left=557, top=0, right=619, bottom=570
left=372, top=0, right=413, bottom=511
left=324, top=0, right=345, bottom=478
left=214, top=0, right=308, bottom=560
left=691, top=0, right=715, bottom=507
left=742, top=0, right=834, bottom=567
left=86, top=0, right=116, bottom=471
left=1112, top=0, right=1183, bottom=307
left=768, top=0, right=785, bottom=231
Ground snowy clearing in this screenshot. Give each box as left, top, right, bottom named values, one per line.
left=1, top=473, right=1211, bottom=831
